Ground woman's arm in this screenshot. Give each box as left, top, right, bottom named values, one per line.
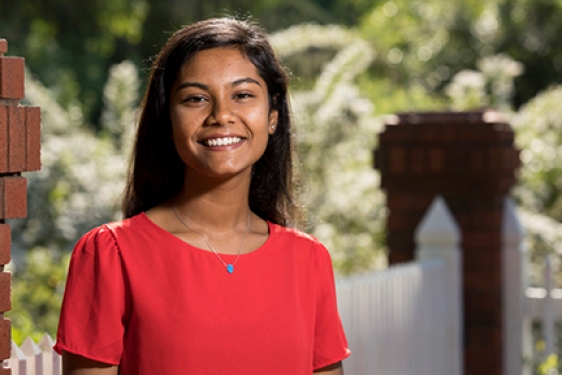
left=62, top=351, right=119, bottom=375
left=314, top=361, right=344, bottom=375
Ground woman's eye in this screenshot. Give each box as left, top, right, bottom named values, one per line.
left=234, top=93, right=255, bottom=100
left=184, top=96, right=206, bottom=104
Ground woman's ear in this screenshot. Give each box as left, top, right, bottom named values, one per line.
left=268, top=110, right=278, bottom=135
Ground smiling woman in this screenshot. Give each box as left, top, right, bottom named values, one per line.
left=169, top=47, right=277, bottom=180
left=53, top=17, right=350, bottom=375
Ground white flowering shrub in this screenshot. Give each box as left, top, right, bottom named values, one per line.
left=9, top=61, right=138, bottom=269
left=477, top=54, right=524, bottom=110
left=272, top=25, right=387, bottom=274
left=445, top=52, right=562, bottom=286
left=8, top=61, right=138, bottom=341
left=445, top=70, right=487, bottom=110
left=511, top=86, right=562, bottom=285
left=445, top=53, right=524, bottom=111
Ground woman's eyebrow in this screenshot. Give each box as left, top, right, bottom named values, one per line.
left=232, top=77, right=261, bottom=87
left=175, top=77, right=261, bottom=92
left=175, top=81, right=208, bottom=92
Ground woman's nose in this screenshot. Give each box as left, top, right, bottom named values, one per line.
left=208, top=99, right=235, bottom=126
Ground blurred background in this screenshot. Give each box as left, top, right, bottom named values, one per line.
left=1, top=0, right=562, bottom=371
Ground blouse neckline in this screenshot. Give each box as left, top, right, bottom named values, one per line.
left=137, top=211, right=275, bottom=259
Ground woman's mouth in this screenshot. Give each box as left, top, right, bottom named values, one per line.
left=203, top=137, right=243, bottom=147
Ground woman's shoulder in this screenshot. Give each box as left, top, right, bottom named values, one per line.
left=269, top=223, right=336, bottom=276
left=270, top=223, right=329, bottom=254
left=74, top=213, right=150, bottom=251
left=271, top=223, right=318, bottom=242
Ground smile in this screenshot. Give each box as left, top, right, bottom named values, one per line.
left=203, top=137, right=243, bottom=147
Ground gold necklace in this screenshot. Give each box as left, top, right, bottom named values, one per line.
left=172, top=207, right=251, bottom=274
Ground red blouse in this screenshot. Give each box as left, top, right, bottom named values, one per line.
left=54, top=213, right=350, bottom=374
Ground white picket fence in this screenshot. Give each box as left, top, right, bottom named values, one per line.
left=7, top=334, right=60, bottom=375
left=526, top=255, right=562, bottom=359
left=8, top=195, right=553, bottom=375
left=337, top=196, right=463, bottom=375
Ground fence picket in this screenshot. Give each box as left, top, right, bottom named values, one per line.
left=543, top=255, right=556, bottom=358
left=9, top=341, right=27, bottom=375
left=7, top=336, right=61, bottom=375
left=21, top=337, right=43, bottom=375
left=38, top=334, right=60, bottom=375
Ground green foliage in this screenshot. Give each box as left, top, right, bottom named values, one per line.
left=510, top=86, right=562, bottom=286
left=272, top=25, right=388, bottom=274
left=358, top=0, right=562, bottom=108
left=10, top=61, right=138, bottom=261
left=538, top=354, right=559, bottom=375
left=512, top=86, right=562, bottom=220
left=7, top=248, right=69, bottom=345
left=8, top=61, right=139, bottom=340
left=0, top=0, right=373, bottom=128
left=0, top=0, right=148, bottom=123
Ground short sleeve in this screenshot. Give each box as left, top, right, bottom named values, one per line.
left=313, top=245, right=351, bottom=370
left=53, top=226, right=129, bottom=365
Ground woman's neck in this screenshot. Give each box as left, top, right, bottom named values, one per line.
left=171, top=171, right=252, bottom=232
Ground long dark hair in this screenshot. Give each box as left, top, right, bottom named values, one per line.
left=122, top=17, right=302, bottom=227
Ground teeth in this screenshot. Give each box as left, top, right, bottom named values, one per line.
left=205, top=137, right=242, bottom=147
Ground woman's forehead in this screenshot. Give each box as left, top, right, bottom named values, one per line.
left=175, top=47, right=265, bottom=87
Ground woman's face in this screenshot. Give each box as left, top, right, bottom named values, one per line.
left=169, top=47, right=278, bottom=181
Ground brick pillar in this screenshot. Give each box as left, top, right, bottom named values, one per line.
left=374, top=111, right=520, bottom=375
left=0, top=38, right=41, bottom=373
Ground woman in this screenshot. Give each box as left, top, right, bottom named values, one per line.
left=54, top=17, right=350, bottom=374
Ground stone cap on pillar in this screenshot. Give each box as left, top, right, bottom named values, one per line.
left=384, top=110, right=510, bottom=126
left=373, top=109, right=521, bottom=195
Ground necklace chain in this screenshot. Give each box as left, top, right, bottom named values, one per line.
left=172, top=207, right=251, bottom=274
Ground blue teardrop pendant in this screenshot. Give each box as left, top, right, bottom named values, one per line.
left=226, top=264, right=234, bottom=274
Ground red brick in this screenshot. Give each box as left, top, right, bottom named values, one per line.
left=387, top=192, right=433, bottom=211
left=505, top=148, right=521, bottom=170
left=0, top=39, right=7, bottom=55
left=428, top=148, right=444, bottom=172
left=388, top=249, right=415, bottom=264
left=463, top=248, right=502, bottom=270
left=0, top=224, right=10, bottom=265
left=387, top=211, right=411, bottom=231
left=411, top=148, right=424, bottom=174
left=464, top=290, right=502, bottom=323
left=0, top=318, right=9, bottom=361
left=0, top=272, right=10, bottom=313
left=470, top=149, right=484, bottom=171
left=8, top=106, right=25, bottom=172
left=386, top=232, right=416, bottom=259
left=379, top=129, right=411, bottom=143
left=389, top=147, right=406, bottom=174
left=464, top=268, right=502, bottom=290
left=488, top=147, right=503, bottom=171
left=0, top=107, right=6, bottom=172
left=25, top=106, right=41, bottom=171
left=0, top=176, right=27, bottom=219
left=460, top=210, right=502, bottom=231
left=0, top=57, right=25, bottom=99
left=374, top=110, right=521, bottom=375
left=462, top=232, right=502, bottom=248
left=465, top=346, right=502, bottom=375
left=465, top=323, right=502, bottom=351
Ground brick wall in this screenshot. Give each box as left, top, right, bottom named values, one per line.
left=374, top=110, right=520, bottom=375
left=0, top=38, right=41, bottom=374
